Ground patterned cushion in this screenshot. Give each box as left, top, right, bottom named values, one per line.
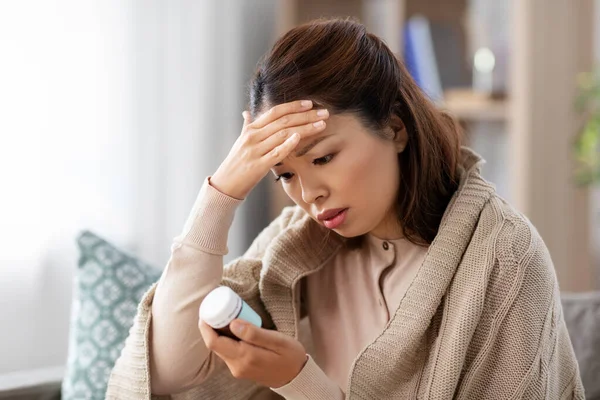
left=61, top=230, right=161, bottom=400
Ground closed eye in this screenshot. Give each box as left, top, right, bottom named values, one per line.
left=274, top=153, right=336, bottom=182
left=274, top=173, right=293, bottom=182
left=313, top=154, right=335, bottom=165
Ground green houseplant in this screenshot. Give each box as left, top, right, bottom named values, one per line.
left=575, top=70, right=600, bottom=185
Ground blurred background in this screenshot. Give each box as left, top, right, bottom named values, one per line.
left=1, top=0, right=599, bottom=398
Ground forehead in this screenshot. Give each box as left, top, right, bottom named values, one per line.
left=271, top=114, right=373, bottom=168
left=298, top=113, right=367, bottom=141
left=292, top=114, right=360, bottom=150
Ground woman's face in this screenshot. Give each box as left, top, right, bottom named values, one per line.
left=271, top=113, right=407, bottom=239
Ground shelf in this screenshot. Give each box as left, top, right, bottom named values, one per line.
left=442, top=90, right=508, bottom=122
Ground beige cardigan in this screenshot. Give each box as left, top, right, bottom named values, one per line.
left=106, top=148, right=585, bottom=399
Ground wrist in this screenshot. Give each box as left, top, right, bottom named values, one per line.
left=276, top=354, right=309, bottom=389
left=271, top=354, right=343, bottom=398
left=210, top=171, right=245, bottom=200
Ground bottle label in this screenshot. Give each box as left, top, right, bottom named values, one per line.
left=238, top=301, right=262, bottom=327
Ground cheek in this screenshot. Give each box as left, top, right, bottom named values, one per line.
left=344, top=144, right=400, bottom=197
left=282, top=183, right=307, bottom=209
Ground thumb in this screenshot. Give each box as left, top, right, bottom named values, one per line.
left=230, top=319, right=288, bottom=352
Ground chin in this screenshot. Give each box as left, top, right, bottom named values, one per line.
left=331, top=226, right=366, bottom=239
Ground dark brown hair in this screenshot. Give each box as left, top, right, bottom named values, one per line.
left=249, top=17, right=462, bottom=246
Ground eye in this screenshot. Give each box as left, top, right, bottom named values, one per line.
left=274, top=172, right=294, bottom=182
left=313, top=154, right=335, bottom=165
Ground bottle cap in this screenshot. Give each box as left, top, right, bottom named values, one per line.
left=199, top=286, right=242, bottom=329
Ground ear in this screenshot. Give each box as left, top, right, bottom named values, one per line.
left=389, top=114, right=408, bottom=153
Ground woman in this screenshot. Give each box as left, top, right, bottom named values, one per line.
left=107, top=18, right=584, bottom=399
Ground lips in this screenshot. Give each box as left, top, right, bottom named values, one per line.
left=321, top=208, right=348, bottom=229
left=317, top=208, right=347, bottom=221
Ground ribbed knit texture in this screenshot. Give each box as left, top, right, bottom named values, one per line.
left=106, top=148, right=585, bottom=400
left=179, top=176, right=242, bottom=254
left=271, top=355, right=344, bottom=399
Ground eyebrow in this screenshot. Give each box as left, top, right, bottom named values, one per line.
left=274, top=135, right=333, bottom=166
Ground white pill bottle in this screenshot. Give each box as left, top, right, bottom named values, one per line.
left=199, top=286, right=262, bottom=339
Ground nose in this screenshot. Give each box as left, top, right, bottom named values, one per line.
left=299, top=175, right=327, bottom=204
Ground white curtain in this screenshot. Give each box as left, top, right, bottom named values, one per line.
left=131, top=0, right=246, bottom=267
left=0, top=0, right=275, bottom=379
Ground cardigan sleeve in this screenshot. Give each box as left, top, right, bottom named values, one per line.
left=105, top=177, right=301, bottom=400
left=271, top=355, right=345, bottom=400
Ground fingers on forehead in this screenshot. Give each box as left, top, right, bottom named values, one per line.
left=252, top=100, right=312, bottom=127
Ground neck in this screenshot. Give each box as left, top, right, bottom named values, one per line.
left=369, top=212, right=404, bottom=240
